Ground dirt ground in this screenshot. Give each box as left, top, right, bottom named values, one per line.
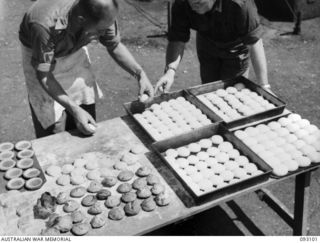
left=0, top=0, right=319, bottom=236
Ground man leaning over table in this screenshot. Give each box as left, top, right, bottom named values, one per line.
left=155, top=0, right=271, bottom=93
left=19, top=0, right=154, bottom=138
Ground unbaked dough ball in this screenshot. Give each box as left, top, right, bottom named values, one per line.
left=46, top=165, right=62, bottom=177
left=56, top=175, right=70, bottom=186
left=211, top=135, right=224, bottom=145
left=177, top=147, right=190, bottom=157
left=61, top=164, right=74, bottom=174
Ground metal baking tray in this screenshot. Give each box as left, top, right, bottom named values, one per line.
left=0, top=146, right=46, bottom=193
left=151, top=123, right=272, bottom=205
left=230, top=113, right=320, bottom=179
left=123, top=90, right=222, bottom=142
left=186, top=76, right=286, bottom=129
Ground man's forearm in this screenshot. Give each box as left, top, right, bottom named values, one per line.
left=107, top=43, right=145, bottom=80
left=165, top=41, right=185, bottom=71
left=36, top=71, right=79, bottom=115
left=249, top=39, right=269, bottom=87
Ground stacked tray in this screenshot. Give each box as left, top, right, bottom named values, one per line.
left=187, top=76, right=286, bottom=129
left=124, top=90, right=222, bottom=142
left=231, top=113, right=320, bottom=178
left=151, top=124, right=272, bottom=204
left=0, top=141, right=46, bottom=193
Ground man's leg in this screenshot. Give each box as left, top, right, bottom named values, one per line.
left=29, top=104, right=67, bottom=138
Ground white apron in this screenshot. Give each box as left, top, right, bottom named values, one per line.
left=21, top=45, right=103, bottom=129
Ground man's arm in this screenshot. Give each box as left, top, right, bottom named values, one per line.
left=107, top=42, right=154, bottom=102
left=249, top=39, right=270, bottom=88
left=36, top=71, right=96, bottom=135
left=154, top=41, right=185, bottom=94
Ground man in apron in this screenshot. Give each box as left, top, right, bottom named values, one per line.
left=155, top=0, right=271, bottom=93
left=19, top=0, right=154, bottom=138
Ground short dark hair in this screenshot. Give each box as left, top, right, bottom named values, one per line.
left=78, top=0, right=119, bottom=23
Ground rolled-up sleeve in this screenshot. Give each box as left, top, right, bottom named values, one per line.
left=167, top=0, right=191, bottom=43
left=30, top=23, right=56, bottom=72
left=99, top=21, right=121, bottom=51
left=235, top=0, right=263, bottom=45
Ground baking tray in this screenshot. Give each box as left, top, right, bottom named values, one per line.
left=230, top=113, right=320, bottom=179
left=151, top=123, right=272, bottom=205
left=0, top=146, right=46, bottom=193
left=186, top=76, right=286, bottom=129
left=123, top=90, right=223, bottom=142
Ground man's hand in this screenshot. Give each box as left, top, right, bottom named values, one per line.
left=72, top=106, right=97, bottom=136
left=155, top=69, right=175, bottom=94
left=138, top=71, right=154, bottom=103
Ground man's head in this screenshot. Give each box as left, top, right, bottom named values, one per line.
left=74, top=0, right=119, bottom=36
left=187, top=0, right=216, bottom=14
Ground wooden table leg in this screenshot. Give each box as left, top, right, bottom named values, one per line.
left=293, top=171, right=311, bottom=235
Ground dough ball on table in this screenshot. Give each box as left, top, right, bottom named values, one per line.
left=96, top=189, right=111, bottom=200
left=147, top=174, right=160, bottom=185
left=0, top=159, right=16, bottom=171
left=218, top=142, right=233, bottom=153
left=287, top=123, right=300, bottom=133
left=100, top=168, right=113, bottom=178
left=209, top=175, right=223, bottom=186
left=278, top=117, right=291, bottom=127
left=6, top=178, right=25, bottom=190
left=117, top=170, right=134, bottom=182
left=187, top=155, right=199, bottom=165
left=130, top=144, right=145, bottom=155
left=56, top=175, right=70, bottom=186
left=137, top=187, right=152, bottom=199
left=282, top=160, right=299, bottom=172
left=91, top=214, right=107, bottom=229
left=87, top=180, right=103, bottom=193
left=141, top=197, right=157, bottom=212
left=71, top=167, right=87, bottom=177
left=108, top=207, right=125, bottom=221
left=190, top=173, right=203, bottom=184
left=151, top=183, right=165, bottom=195
left=197, top=151, right=209, bottom=161
left=185, top=165, right=198, bottom=176
left=70, top=186, right=86, bottom=198
left=294, top=156, right=311, bottom=167
left=195, top=161, right=208, bottom=171
left=288, top=113, right=302, bottom=122
left=121, top=191, right=137, bottom=203
left=234, top=83, right=246, bottom=91
left=105, top=196, right=121, bottom=209
left=235, top=156, right=250, bottom=166
left=268, top=121, right=282, bottom=131
left=243, top=163, right=258, bottom=174
left=176, top=158, right=188, bottom=169
left=46, top=165, right=62, bottom=178
left=210, top=162, right=225, bottom=174
left=4, top=168, right=23, bottom=180
left=188, top=143, right=202, bottom=153
left=63, top=200, right=80, bottom=213
left=61, top=164, right=74, bottom=174
left=85, top=161, right=99, bottom=171
left=117, top=183, right=132, bottom=194
left=215, top=152, right=229, bottom=164
left=228, top=149, right=240, bottom=160
left=102, top=176, right=118, bottom=187
left=70, top=175, right=86, bottom=185
left=120, top=152, right=139, bottom=166
left=224, top=161, right=239, bottom=171
left=198, top=179, right=213, bottom=192
left=136, top=166, right=152, bottom=177
left=199, top=139, right=212, bottom=149
left=250, top=170, right=264, bottom=176
left=0, top=142, right=14, bottom=152
left=233, top=168, right=248, bottom=180
left=207, top=147, right=220, bottom=157
left=272, top=164, right=289, bottom=177
left=56, top=192, right=69, bottom=205
left=132, top=177, right=147, bottom=190
left=219, top=170, right=234, bottom=182
left=165, top=149, right=178, bottom=158
left=177, top=147, right=191, bottom=157
left=73, top=158, right=87, bottom=168
left=55, top=215, right=73, bottom=233
left=71, top=222, right=90, bottom=236
left=88, top=202, right=104, bottom=215
left=124, top=200, right=141, bottom=216
left=86, top=170, right=101, bottom=181
left=113, top=162, right=129, bottom=171
left=71, top=210, right=86, bottom=224
left=155, top=192, right=170, bottom=207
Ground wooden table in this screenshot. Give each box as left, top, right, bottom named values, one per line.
left=0, top=116, right=317, bottom=236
